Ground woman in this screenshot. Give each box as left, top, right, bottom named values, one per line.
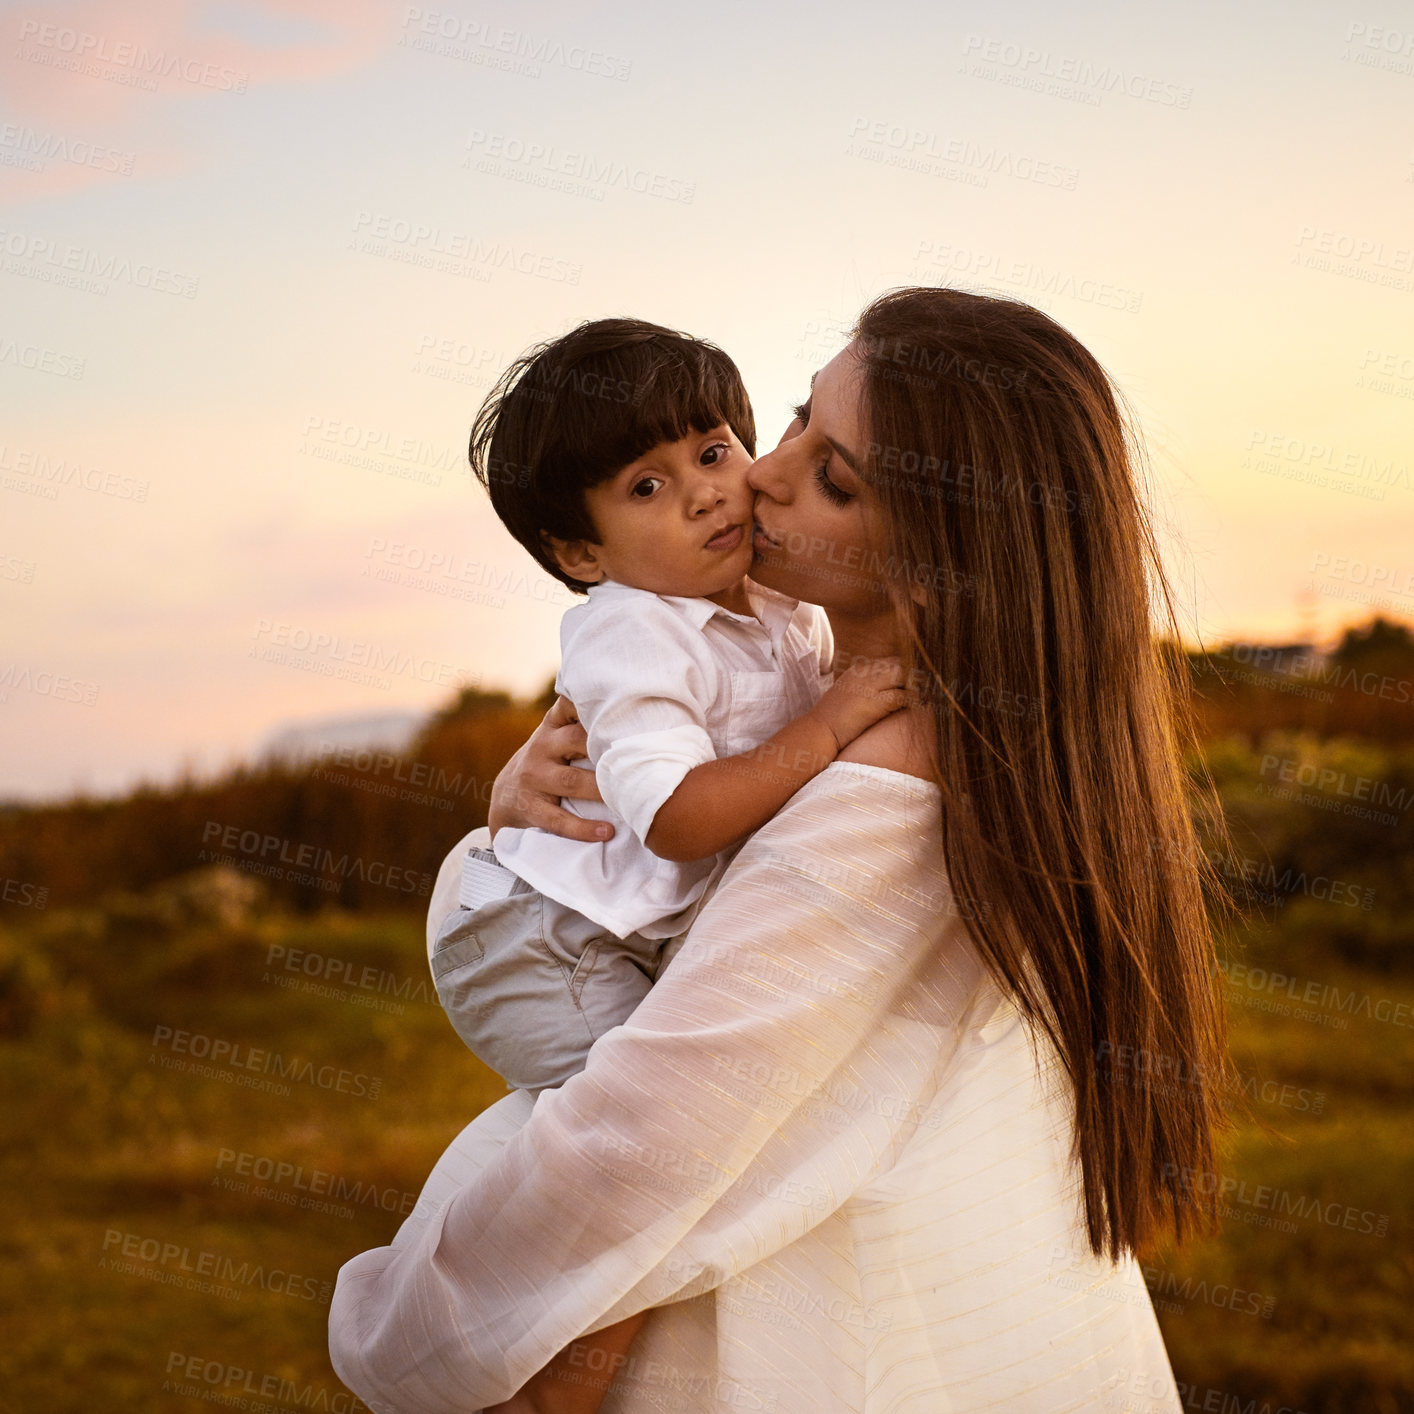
left=329, top=288, right=1231, bottom=1413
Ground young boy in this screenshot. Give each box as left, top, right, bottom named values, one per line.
left=430, top=318, right=904, bottom=1414
left=432, top=317, right=904, bottom=1098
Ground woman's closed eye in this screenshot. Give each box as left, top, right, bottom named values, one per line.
left=815, top=461, right=852, bottom=506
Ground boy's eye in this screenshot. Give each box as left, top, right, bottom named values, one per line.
left=700, top=441, right=730, bottom=466
left=630, top=476, right=663, bottom=498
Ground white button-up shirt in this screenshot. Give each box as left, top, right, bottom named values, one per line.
left=492, top=576, right=834, bottom=939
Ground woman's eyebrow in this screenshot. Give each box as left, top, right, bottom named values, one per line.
left=826, top=435, right=860, bottom=472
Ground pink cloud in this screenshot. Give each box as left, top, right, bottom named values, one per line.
left=0, top=0, right=399, bottom=204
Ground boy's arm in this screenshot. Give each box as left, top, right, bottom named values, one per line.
left=644, top=656, right=907, bottom=863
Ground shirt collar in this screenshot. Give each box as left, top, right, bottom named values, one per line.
left=591, top=577, right=803, bottom=650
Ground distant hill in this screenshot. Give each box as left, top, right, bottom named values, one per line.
left=256, top=710, right=428, bottom=764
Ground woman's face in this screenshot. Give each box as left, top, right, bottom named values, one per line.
left=747, top=342, right=894, bottom=615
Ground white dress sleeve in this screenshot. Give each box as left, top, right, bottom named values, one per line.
left=560, top=598, right=722, bottom=844
left=328, top=766, right=988, bottom=1414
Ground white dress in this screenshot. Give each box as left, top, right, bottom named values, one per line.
left=328, top=761, right=1184, bottom=1414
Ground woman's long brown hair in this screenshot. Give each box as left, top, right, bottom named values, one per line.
left=853, top=287, right=1232, bottom=1261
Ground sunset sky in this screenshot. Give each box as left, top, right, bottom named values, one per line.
left=3, top=0, right=1412, bottom=801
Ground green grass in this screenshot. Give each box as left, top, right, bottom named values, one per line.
left=0, top=903, right=508, bottom=1412
left=2, top=900, right=1410, bottom=1411
left=1154, top=951, right=1414, bottom=1414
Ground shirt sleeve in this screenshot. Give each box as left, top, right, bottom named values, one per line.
left=795, top=598, right=835, bottom=678
left=560, top=597, right=722, bottom=844
left=328, top=770, right=989, bottom=1414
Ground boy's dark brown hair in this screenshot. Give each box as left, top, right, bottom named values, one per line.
left=469, top=318, right=756, bottom=593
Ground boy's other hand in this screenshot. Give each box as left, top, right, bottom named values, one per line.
left=810, top=655, right=911, bottom=751
left=488, top=695, right=615, bottom=843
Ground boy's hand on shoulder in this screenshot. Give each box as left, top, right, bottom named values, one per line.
left=836, top=703, right=938, bottom=781
left=810, top=655, right=912, bottom=751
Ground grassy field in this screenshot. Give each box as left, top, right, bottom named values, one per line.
left=1152, top=934, right=1414, bottom=1414
left=1, top=881, right=1410, bottom=1412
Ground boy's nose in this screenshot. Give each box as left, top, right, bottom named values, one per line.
left=688, top=475, right=727, bottom=515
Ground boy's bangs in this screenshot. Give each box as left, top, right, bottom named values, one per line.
left=596, top=355, right=750, bottom=477
left=535, top=346, right=753, bottom=490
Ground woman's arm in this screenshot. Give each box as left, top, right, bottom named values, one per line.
left=488, top=695, right=615, bottom=843
left=330, top=769, right=988, bottom=1414
left=486, top=1312, right=648, bottom=1414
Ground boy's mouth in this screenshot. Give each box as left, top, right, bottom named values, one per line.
left=703, top=523, right=745, bottom=551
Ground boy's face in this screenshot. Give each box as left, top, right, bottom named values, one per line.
left=547, top=425, right=756, bottom=604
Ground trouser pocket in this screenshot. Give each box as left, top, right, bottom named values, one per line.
left=432, top=891, right=598, bottom=1091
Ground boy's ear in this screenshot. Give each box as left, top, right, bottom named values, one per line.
left=540, top=531, right=604, bottom=585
